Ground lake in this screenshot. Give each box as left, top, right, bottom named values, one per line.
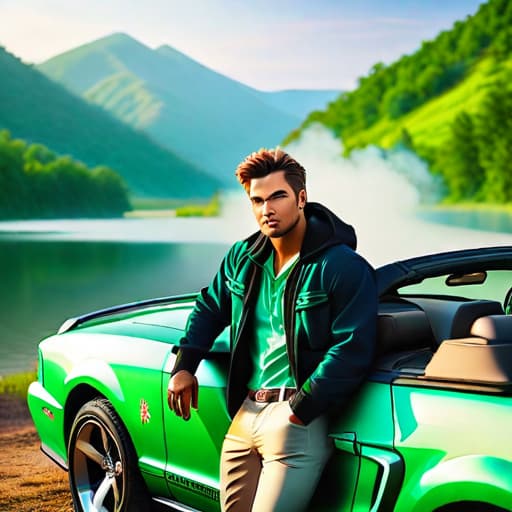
left=1, top=203, right=512, bottom=376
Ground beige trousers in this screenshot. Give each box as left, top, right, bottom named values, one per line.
left=220, top=398, right=333, bottom=512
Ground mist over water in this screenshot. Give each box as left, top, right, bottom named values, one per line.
left=0, top=124, right=510, bottom=266
left=281, top=124, right=512, bottom=266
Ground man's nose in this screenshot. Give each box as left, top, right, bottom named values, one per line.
left=262, top=200, right=273, bottom=215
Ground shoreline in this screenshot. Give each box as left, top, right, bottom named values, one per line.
left=0, top=370, right=36, bottom=398
left=416, top=202, right=512, bottom=234
left=419, top=202, right=512, bottom=214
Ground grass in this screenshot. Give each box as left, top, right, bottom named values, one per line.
left=128, top=193, right=221, bottom=218
left=129, top=197, right=189, bottom=211
left=423, top=201, right=512, bottom=213
left=175, top=193, right=220, bottom=217
left=0, top=371, right=37, bottom=400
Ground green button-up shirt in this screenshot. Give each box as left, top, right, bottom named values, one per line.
left=248, top=251, right=299, bottom=390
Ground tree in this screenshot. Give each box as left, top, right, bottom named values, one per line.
left=24, top=143, right=56, bottom=165
left=0, top=130, right=28, bottom=217
left=437, top=111, right=484, bottom=201
left=0, top=132, right=132, bottom=219
left=383, top=87, right=420, bottom=119
left=475, top=75, right=512, bottom=203
left=91, top=166, right=132, bottom=216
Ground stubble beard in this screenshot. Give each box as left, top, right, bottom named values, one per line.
left=267, top=213, right=301, bottom=239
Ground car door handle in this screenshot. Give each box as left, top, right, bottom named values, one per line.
left=331, top=432, right=359, bottom=455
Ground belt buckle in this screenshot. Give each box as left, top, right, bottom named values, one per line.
left=255, top=389, right=267, bottom=402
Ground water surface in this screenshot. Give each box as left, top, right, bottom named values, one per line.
left=1, top=207, right=512, bottom=375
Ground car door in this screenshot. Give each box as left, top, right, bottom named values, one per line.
left=162, top=330, right=231, bottom=512
left=319, top=380, right=400, bottom=512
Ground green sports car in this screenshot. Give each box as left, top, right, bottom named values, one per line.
left=28, top=246, right=512, bottom=512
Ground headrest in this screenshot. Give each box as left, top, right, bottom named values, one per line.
left=450, top=300, right=504, bottom=339
left=408, top=298, right=504, bottom=345
left=377, top=306, right=432, bottom=354
left=471, top=315, right=512, bottom=344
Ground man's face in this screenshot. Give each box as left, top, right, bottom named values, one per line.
left=249, top=171, right=305, bottom=238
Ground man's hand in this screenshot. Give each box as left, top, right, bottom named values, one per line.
left=167, top=370, right=198, bottom=421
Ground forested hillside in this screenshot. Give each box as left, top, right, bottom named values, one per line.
left=288, top=0, right=512, bottom=204
left=0, top=130, right=131, bottom=219
left=0, top=47, right=219, bottom=199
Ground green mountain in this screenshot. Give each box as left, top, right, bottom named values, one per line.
left=37, top=34, right=334, bottom=184
left=0, top=46, right=219, bottom=199
left=288, top=0, right=512, bottom=204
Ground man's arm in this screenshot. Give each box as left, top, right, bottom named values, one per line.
left=289, top=250, right=378, bottom=425
left=168, top=241, right=245, bottom=419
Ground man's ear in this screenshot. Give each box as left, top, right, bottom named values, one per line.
left=298, top=189, right=307, bottom=209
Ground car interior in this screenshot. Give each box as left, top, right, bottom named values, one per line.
left=374, top=270, right=512, bottom=389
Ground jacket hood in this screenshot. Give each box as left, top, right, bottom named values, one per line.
left=247, top=201, right=357, bottom=262
left=302, top=202, right=356, bottom=257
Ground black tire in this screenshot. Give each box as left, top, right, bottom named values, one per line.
left=68, top=398, right=151, bottom=512
left=435, top=502, right=510, bottom=512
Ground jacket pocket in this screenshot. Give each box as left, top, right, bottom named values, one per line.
left=295, top=290, right=331, bottom=349
left=225, top=277, right=245, bottom=342
left=295, top=290, right=329, bottom=310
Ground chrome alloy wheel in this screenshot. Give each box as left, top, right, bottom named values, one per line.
left=69, top=399, right=150, bottom=512
left=73, top=417, right=125, bottom=511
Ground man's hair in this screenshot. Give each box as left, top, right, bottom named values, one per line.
left=235, top=148, right=306, bottom=198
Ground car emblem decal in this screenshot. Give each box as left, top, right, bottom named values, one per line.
left=140, top=399, right=151, bottom=424
left=42, top=407, right=54, bottom=420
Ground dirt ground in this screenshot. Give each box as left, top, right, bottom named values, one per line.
left=0, top=395, right=73, bottom=512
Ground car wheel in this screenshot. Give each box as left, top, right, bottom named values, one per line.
left=68, top=398, right=150, bottom=512
left=435, top=503, right=510, bottom=512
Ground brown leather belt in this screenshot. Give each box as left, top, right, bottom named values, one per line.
left=248, top=388, right=296, bottom=403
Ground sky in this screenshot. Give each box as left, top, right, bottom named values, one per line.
left=1, top=0, right=484, bottom=91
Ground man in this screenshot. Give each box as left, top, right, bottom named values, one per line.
left=168, top=148, right=377, bottom=511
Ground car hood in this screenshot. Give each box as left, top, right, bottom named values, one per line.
left=58, top=295, right=196, bottom=337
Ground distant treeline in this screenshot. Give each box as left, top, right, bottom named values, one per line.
left=0, top=130, right=131, bottom=219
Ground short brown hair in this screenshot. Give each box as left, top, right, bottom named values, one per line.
left=235, top=148, right=306, bottom=198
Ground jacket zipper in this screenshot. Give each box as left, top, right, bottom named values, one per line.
left=232, top=263, right=258, bottom=345
left=284, top=262, right=303, bottom=388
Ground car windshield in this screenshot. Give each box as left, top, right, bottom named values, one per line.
left=398, top=269, right=511, bottom=304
